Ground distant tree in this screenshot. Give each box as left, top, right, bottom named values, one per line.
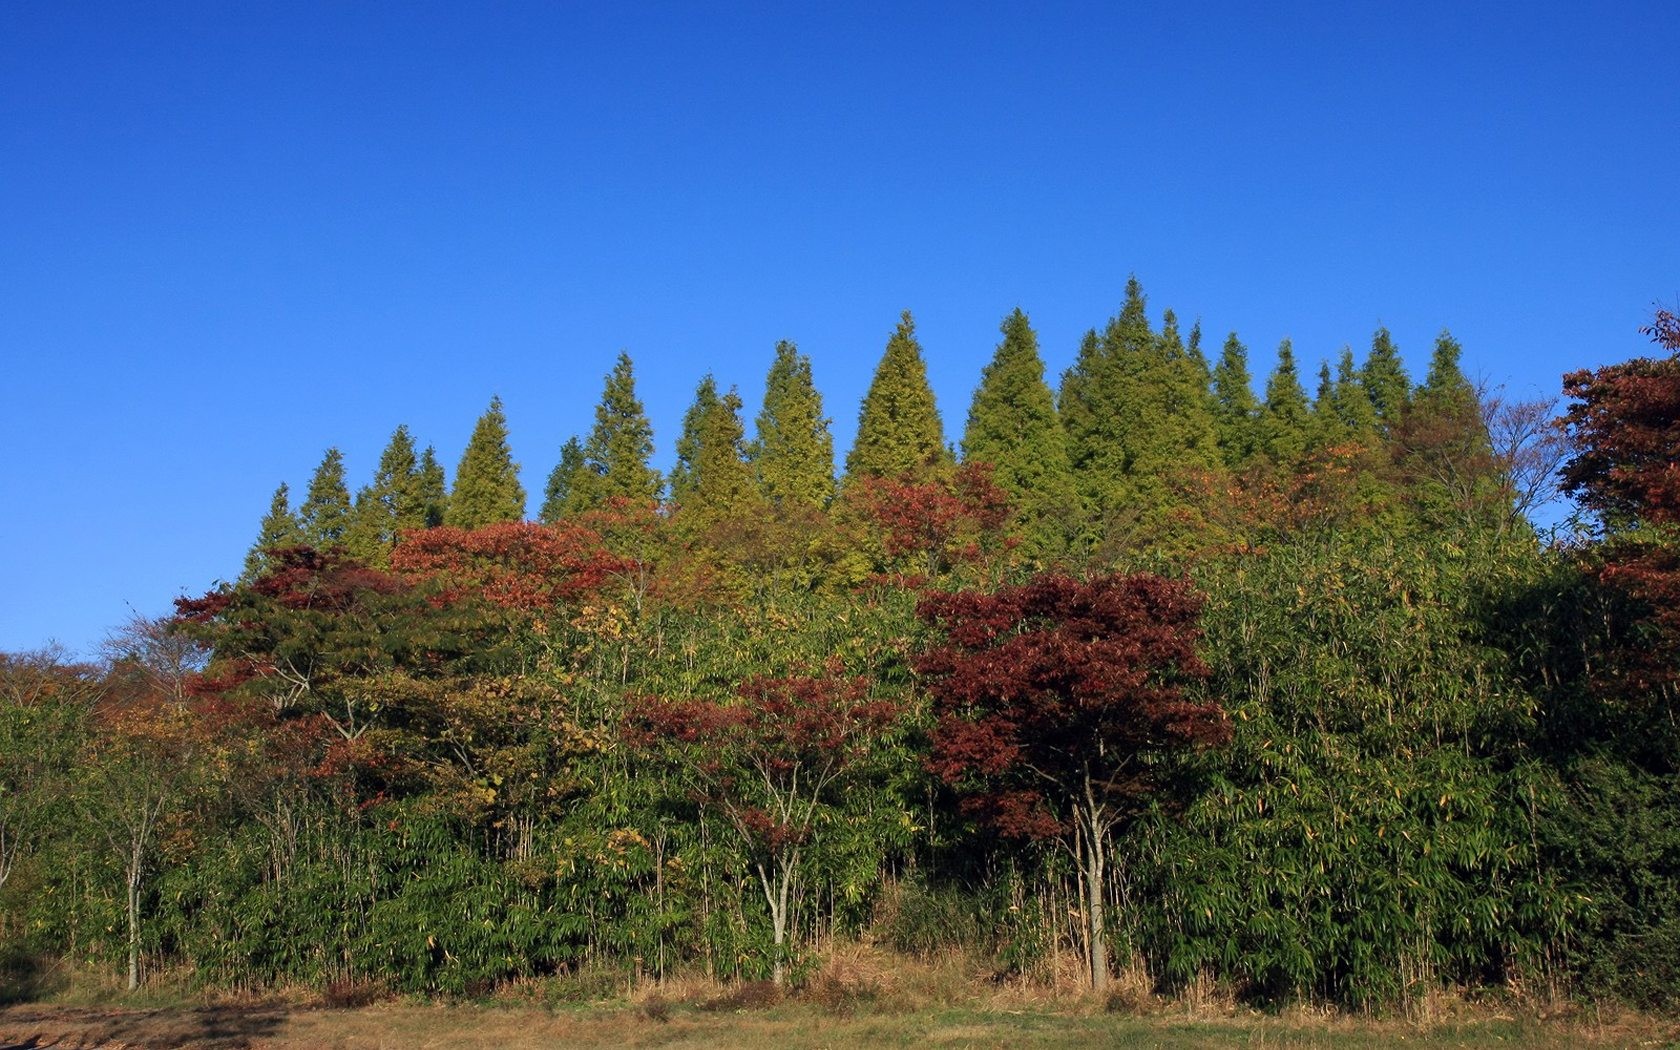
left=844, top=311, right=947, bottom=482
left=571, top=353, right=661, bottom=511
left=626, top=670, right=902, bottom=985
left=1211, top=333, right=1261, bottom=468
left=1360, top=326, right=1412, bottom=428
left=668, top=375, right=722, bottom=508
left=916, top=573, right=1230, bottom=992
left=0, top=648, right=100, bottom=896
left=243, top=482, right=301, bottom=580
left=961, top=308, right=1077, bottom=559
left=344, top=425, right=424, bottom=566
left=415, top=445, right=450, bottom=528
left=1258, top=340, right=1312, bottom=466
left=298, top=448, right=352, bottom=548
left=448, top=397, right=526, bottom=528
left=538, top=436, right=585, bottom=524
left=684, top=386, right=760, bottom=527
left=752, top=341, right=835, bottom=509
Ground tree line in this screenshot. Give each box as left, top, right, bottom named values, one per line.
left=2, top=286, right=1676, bottom=1013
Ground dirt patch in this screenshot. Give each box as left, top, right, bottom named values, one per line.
left=0, top=1002, right=289, bottom=1049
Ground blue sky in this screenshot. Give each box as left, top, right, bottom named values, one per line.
left=2, top=1, right=1676, bottom=655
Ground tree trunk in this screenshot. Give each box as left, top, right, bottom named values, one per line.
left=1080, top=794, right=1109, bottom=993
left=126, top=834, right=143, bottom=992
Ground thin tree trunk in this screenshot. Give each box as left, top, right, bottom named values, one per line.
left=126, top=832, right=143, bottom=992
left=1081, top=784, right=1109, bottom=993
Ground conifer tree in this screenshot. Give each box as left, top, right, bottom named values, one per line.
left=1060, top=278, right=1152, bottom=507
left=343, top=425, right=423, bottom=566
left=1142, top=308, right=1221, bottom=474
left=962, top=308, right=1077, bottom=558
left=669, top=376, right=722, bottom=507
left=1258, top=340, right=1311, bottom=466
left=752, top=341, right=835, bottom=509
left=844, top=311, right=947, bottom=482
left=1211, top=333, right=1261, bottom=468
left=538, top=437, right=585, bottom=524
left=1331, top=346, right=1380, bottom=439
left=571, top=352, right=661, bottom=510
left=1360, top=326, right=1412, bottom=427
left=415, top=446, right=449, bottom=528
left=243, top=483, right=300, bottom=579
left=1396, top=331, right=1498, bottom=524
left=1309, top=362, right=1345, bottom=451
left=298, top=448, right=352, bottom=548
left=686, top=386, right=759, bottom=525
left=447, top=397, right=526, bottom=528
left=1058, top=328, right=1107, bottom=477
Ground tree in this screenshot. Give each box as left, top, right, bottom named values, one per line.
left=244, top=483, right=301, bottom=580
left=415, top=445, right=450, bottom=528
left=1211, top=334, right=1261, bottom=468
left=298, top=448, right=352, bottom=548
left=448, top=397, right=526, bottom=528
left=961, top=308, right=1077, bottom=559
left=345, top=425, right=425, bottom=566
left=752, top=340, right=835, bottom=509
left=916, top=573, right=1230, bottom=991
left=844, top=311, right=947, bottom=482
left=0, top=648, right=100, bottom=896
left=538, top=436, right=585, bottom=524
left=668, top=376, right=722, bottom=508
left=571, top=353, right=661, bottom=511
left=1258, top=340, right=1312, bottom=467
left=626, top=669, right=902, bottom=985
left=1393, top=332, right=1500, bottom=527
left=1360, top=326, right=1412, bottom=428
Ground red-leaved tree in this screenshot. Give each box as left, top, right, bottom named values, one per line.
left=625, top=668, right=901, bottom=985
left=915, top=572, right=1230, bottom=991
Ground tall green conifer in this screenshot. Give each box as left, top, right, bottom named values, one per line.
left=571, top=352, right=661, bottom=510
left=1258, top=340, right=1311, bottom=466
left=752, top=341, right=835, bottom=509
left=539, top=437, right=585, bottom=524
left=669, top=376, right=722, bottom=507
left=298, top=448, right=352, bottom=548
left=1331, top=347, right=1380, bottom=440
left=1211, top=333, right=1261, bottom=468
left=243, top=483, right=300, bottom=580
left=415, top=446, right=449, bottom=527
left=844, top=311, right=946, bottom=481
left=962, top=308, right=1077, bottom=558
left=1360, top=326, right=1412, bottom=427
left=447, top=397, right=526, bottom=528
left=685, top=386, right=759, bottom=525
left=344, top=425, right=423, bottom=565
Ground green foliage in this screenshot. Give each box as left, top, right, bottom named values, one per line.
left=961, top=308, right=1077, bottom=561
left=345, top=425, right=426, bottom=566
left=1361, top=326, right=1413, bottom=428
left=447, top=397, right=526, bottom=528
left=844, top=311, right=947, bottom=482
left=752, top=340, right=835, bottom=509
left=1211, top=334, right=1261, bottom=468
left=415, top=446, right=449, bottom=528
left=572, top=353, right=661, bottom=510
left=299, top=448, right=352, bottom=548
left=538, top=436, right=585, bottom=524
left=1258, top=340, right=1311, bottom=467
left=244, top=483, right=301, bottom=580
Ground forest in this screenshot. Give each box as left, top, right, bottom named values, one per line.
left=2, top=280, right=1677, bottom=1014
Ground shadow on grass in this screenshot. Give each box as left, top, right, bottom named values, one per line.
left=0, top=1002, right=290, bottom=1049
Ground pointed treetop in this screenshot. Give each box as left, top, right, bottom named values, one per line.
left=539, top=436, right=585, bottom=524
left=669, top=375, right=722, bottom=507
left=447, top=396, right=526, bottom=528
left=298, top=447, right=352, bottom=547
left=1360, top=326, right=1412, bottom=426
left=752, top=340, right=835, bottom=509
left=572, top=352, right=661, bottom=510
left=844, top=310, right=947, bottom=481
left=415, top=446, right=449, bottom=528
left=1259, top=340, right=1312, bottom=465
left=683, top=385, right=760, bottom=524
left=1211, top=333, right=1261, bottom=467
left=243, top=482, right=300, bottom=580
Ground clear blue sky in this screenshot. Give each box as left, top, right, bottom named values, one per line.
left=2, top=1, right=1676, bottom=655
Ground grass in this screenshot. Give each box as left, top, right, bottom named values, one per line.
left=1, top=944, right=1675, bottom=1049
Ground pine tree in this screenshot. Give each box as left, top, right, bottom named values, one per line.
left=1211, top=333, right=1261, bottom=468
left=1396, top=331, right=1498, bottom=526
left=1360, top=326, right=1412, bottom=427
left=415, top=446, right=449, bottom=528
left=571, top=352, right=661, bottom=510
left=1258, top=340, right=1311, bottom=466
left=1331, top=346, right=1380, bottom=440
left=752, top=340, right=835, bottom=509
left=844, top=311, right=947, bottom=482
left=343, top=425, right=423, bottom=566
left=1308, top=362, right=1346, bottom=452
left=242, top=483, right=300, bottom=580
left=1060, top=278, right=1153, bottom=507
left=685, top=386, right=760, bottom=525
left=298, top=448, right=352, bottom=548
left=539, top=436, right=585, bottom=524
left=447, top=397, right=526, bottom=528
left=962, top=308, right=1077, bottom=558
left=669, top=376, right=722, bottom=508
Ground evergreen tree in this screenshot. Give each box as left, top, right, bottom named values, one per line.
left=538, top=437, right=585, bottom=524
left=1395, top=331, right=1498, bottom=525
left=343, top=425, right=423, bottom=566
left=298, top=448, right=352, bottom=548
left=685, top=386, right=760, bottom=525
left=1060, top=278, right=1153, bottom=508
left=1211, top=333, right=1261, bottom=468
left=1360, top=326, right=1412, bottom=427
left=962, top=308, right=1077, bottom=558
left=669, top=376, right=722, bottom=507
left=415, top=445, right=449, bottom=528
left=1331, top=346, right=1380, bottom=439
left=844, top=311, right=947, bottom=482
left=1143, top=308, right=1221, bottom=475
left=752, top=341, right=835, bottom=509
left=1309, top=362, right=1345, bottom=452
left=1258, top=340, right=1312, bottom=466
left=1058, top=328, right=1107, bottom=476
left=242, top=483, right=300, bottom=579
left=571, top=352, right=661, bottom=510
left=447, top=397, right=526, bottom=528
